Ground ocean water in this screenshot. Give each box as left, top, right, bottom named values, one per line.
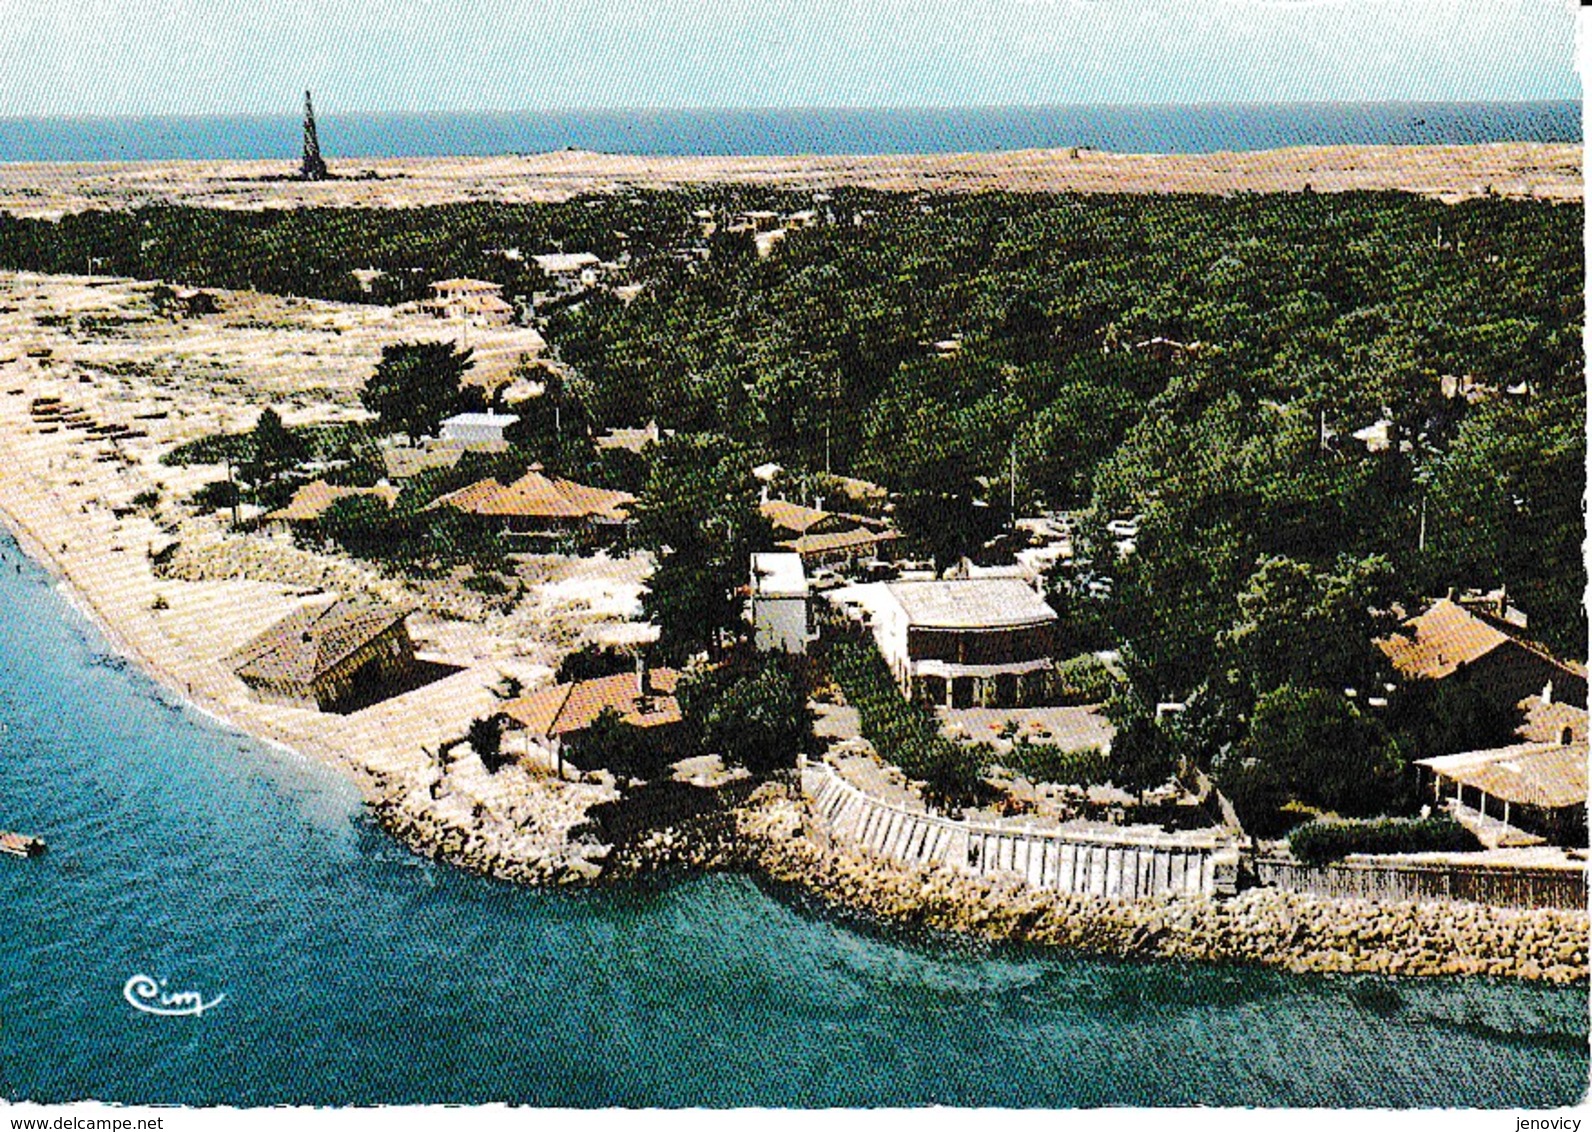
left=0, top=102, right=1578, bottom=163
left=0, top=529, right=1585, bottom=1108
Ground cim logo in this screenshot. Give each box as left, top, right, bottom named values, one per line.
left=123, top=973, right=226, bottom=1017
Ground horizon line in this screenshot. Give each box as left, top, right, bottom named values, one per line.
left=0, top=98, right=1579, bottom=124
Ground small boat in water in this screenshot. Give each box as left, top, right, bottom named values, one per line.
left=0, top=831, right=45, bottom=858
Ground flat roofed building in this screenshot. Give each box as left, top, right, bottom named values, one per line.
left=829, top=577, right=1058, bottom=708
left=750, top=552, right=810, bottom=655
left=231, top=597, right=416, bottom=713
left=533, top=253, right=601, bottom=293
left=533, top=252, right=600, bottom=276
left=438, top=410, right=520, bottom=448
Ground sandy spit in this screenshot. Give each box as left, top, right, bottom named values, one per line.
left=0, top=143, right=1579, bottom=217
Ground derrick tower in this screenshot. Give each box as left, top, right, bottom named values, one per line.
left=300, top=90, right=329, bottom=181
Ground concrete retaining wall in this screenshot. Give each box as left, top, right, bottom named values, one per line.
left=803, top=763, right=1238, bottom=899
left=1254, top=855, right=1589, bottom=910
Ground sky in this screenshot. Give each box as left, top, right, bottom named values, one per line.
left=0, top=0, right=1579, bottom=116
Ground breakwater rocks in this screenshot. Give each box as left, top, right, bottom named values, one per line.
left=371, top=755, right=616, bottom=886
left=358, top=772, right=1588, bottom=984
left=733, top=788, right=1590, bottom=984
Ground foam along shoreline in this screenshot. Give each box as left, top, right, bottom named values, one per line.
left=0, top=143, right=1579, bottom=218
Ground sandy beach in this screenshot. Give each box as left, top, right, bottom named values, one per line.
left=0, top=142, right=1579, bottom=218
left=0, top=270, right=633, bottom=877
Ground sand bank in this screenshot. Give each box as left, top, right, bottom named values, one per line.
left=0, top=143, right=1579, bottom=217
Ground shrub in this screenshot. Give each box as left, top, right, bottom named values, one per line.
left=1232, top=684, right=1408, bottom=818
left=556, top=643, right=635, bottom=684
left=462, top=571, right=511, bottom=595
left=1003, top=741, right=1109, bottom=786
left=467, top=716, right=510, bottom=774
left=692, top=655, right=812, bottom=774
left=188, top=479, right=239, bottom=512
left=1052, top=653, right=1121, bottom=705
left=827, top=634, right=989, bottom=811
left=1287, top=815, right=1478, bottom=865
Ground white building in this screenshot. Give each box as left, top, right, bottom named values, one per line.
left=749, top=553, right=811, bottom=655
left=439, top=410, right=520, bottom=447
left=827, top=578, right=1058, bottom=708
left=533, top=252, right=601, bottom=292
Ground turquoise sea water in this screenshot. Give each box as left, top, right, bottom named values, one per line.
left=0, top=529, right=1585, bottom=1108
left=0, top=102, right=1578, bottom=163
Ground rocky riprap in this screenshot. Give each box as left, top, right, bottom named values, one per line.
left=359, top=770, right=1588, bottom=984
left=730, top=786, right=1589, bottom=984
left=370, top=755, right=616, bottom=886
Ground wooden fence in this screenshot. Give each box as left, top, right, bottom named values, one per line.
left=1253, top=855, right=1588, bottom=910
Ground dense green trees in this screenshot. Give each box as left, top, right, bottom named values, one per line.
left=680, top=656, right=813, bottom=774
left=1213, top=684, right=1408, bottom=835
left=1218, top=554, right=1400, bottom=698
left=5, top=188, right=1580, bottom=827
left=628, top=434, right=770, bottom=662
left=244, top=407, right=306, bottom=505
left=828, top=635, right=989, bottom=811
left=361, top=342, right=476, bottom=441
left=1419, top=396, right=1587, bottom=656
left=466, top=716, right=510, bottom=774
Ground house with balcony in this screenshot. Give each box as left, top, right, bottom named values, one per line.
left=826, top=577, right=1059, bottom=708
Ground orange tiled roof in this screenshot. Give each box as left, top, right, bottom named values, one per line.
left=779, top=527, right=900, bottom=558
left=266, top=480, right=399, bottom=523
left=498, top=669, right=681, bottom=739
left=761, top=498, right=832, bottom=535
left=428, top=468, right=634, bottom=522
left=1378, top=598, right=1581, bottom=683
left=430, top=278, right=503, bottom=293
left=1378, top=598, right=1518, bottom=679
left=1518, top=696, right=1590, bottom=746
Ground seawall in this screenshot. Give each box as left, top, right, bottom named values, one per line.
left=735, top=785, right=1589, bottom=983
left=804, top=762, right=1240, bottom=899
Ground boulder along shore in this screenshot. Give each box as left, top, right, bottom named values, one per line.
left=396, top=776, right=1590, bottom=985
